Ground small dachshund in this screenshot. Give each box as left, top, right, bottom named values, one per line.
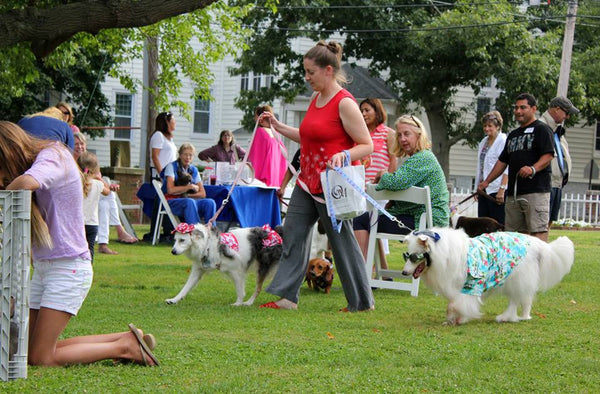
left=305, top=258, right=335, bottom=294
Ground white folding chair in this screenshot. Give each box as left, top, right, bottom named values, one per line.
left=364, top=184, right=433, bottom=296
left=151, top=180, right=180, bottom=245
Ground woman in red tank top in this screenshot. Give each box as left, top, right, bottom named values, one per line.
left=259, top=41, right=375, bottom=312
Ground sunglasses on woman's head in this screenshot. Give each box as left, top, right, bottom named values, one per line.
left=410, top=115, right=420, bottom=129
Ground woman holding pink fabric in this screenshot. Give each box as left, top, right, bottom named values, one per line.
left=247, top=105, right=288, bottom=187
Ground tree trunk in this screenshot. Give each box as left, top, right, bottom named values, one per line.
left=422, top=99, right=452, bottom=179
left=144, top=35, right=159, bottom=183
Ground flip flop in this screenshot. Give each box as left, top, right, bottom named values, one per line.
left=128, top=323, right=159, bottom=366
left=115, top=333, right=156, bottom=365
left=259, top=301, right=281, bottom=309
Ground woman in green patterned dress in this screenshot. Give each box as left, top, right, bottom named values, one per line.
left=354, top=115, right=449, bottom=257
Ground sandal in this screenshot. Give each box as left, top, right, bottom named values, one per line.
left=128, top=323, right=159, bottom=366
left=115, top=333, right=156, bottom=365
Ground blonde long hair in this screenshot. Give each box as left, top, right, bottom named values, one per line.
left=27, top=107, right=64, bottom=121
left=0, top=121, right=56, bottom=248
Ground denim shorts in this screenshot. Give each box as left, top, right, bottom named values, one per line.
left=30, top=257, right=93, bottom=316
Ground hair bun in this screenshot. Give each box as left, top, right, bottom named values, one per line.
left=326, top=41, right=342, bottom=54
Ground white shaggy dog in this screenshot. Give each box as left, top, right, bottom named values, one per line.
left=402, top=227, right=574, bottom=325
left=166, top=223, right=282, bottom=306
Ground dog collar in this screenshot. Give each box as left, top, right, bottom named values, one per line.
left=413, top=230, right=440, bottom=242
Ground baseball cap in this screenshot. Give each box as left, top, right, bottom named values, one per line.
left=550, top=96, right=579, bottom=115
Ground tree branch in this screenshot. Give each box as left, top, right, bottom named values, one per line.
left=0, top=0, right=217, bottom=59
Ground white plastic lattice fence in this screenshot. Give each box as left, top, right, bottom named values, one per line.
left=0, top=190, right=31, bottom=381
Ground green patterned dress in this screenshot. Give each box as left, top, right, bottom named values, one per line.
left=376, top=149, right=449, bottom=227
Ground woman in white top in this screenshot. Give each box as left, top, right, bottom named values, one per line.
left=150, top=112, right=177, bottom=179
left=474, top=111, right=509, bottom=225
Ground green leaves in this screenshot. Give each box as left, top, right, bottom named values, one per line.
left=0, top=1, right=250, bottom=135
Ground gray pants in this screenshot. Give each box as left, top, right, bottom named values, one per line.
left=266, top=186, right=374, bottom=311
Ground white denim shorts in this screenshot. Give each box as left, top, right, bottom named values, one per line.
left=30, top=257, right=93, bottom=316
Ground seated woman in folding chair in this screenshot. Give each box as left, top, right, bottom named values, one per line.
left=353, top=114, right=450, bottom=258
left=161, top=143, right=217, bottom=225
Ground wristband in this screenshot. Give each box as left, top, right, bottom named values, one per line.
left=529, top=166, right=536, bottom=179
left=499, top=184, right=507, bottom=190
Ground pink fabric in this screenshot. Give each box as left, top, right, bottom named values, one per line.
left=247, top=127, right=287, bottom=187
left=173, top=223, right=195, bottom=234
left=220, top=232, right=239, bottom=252
left=262, top=224, right=282, bottom=247
left=299, top=89, right=359, bottom=194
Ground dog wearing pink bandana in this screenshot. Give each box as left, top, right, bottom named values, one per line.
left=166, top=223, right=283, bottom=306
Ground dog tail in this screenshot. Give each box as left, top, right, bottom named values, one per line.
left=538, top=236, right=574, bottom=291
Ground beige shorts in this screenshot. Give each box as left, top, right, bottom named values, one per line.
left=505, top=192, right=550, bottom=234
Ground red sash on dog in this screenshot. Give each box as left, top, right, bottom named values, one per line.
left=261, top=224, right=282, bottom=248
left=220, top=232, right=239, bottom=252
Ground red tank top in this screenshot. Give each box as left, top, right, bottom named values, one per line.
left=299, top=89, right=358, bottom=194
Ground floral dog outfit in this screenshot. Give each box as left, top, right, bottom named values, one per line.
left=462, top=232, right=530, bottom=296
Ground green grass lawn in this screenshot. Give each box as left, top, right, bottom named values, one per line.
left=6, top=227, right=599, bottom=392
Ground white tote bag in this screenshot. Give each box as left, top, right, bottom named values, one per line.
left=320, top=160, right=367, bottom=221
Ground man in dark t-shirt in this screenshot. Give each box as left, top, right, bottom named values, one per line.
left=478, top=93, right=555, bottom=241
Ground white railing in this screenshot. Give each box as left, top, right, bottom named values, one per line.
left=451, top=188, right=600, bottom=226
left=559, top=192, right=600, bottom=225
left=450, top=188, right=478, bottom=217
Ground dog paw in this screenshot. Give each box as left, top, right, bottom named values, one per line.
left=496, top=314, right=519, bottom=323
left=231, top=302, right=243, bottom=306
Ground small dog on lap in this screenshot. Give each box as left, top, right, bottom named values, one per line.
left=174, top=169, right=193, bottom=197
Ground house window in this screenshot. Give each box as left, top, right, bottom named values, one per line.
left=240, top=73, right=249, bottom=91
left=240, top=72, right=274, bottom=92
left=193, top=98, right=210, bottom=134
left=265, top=74, right=273, bottom=88
left=476, top=97, right=492, bottom=117
left=114, top=93, right=132, bottom=139
left=253, top=75, right=261, bottom=91
left=596, top=121, right=600, bottom=151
